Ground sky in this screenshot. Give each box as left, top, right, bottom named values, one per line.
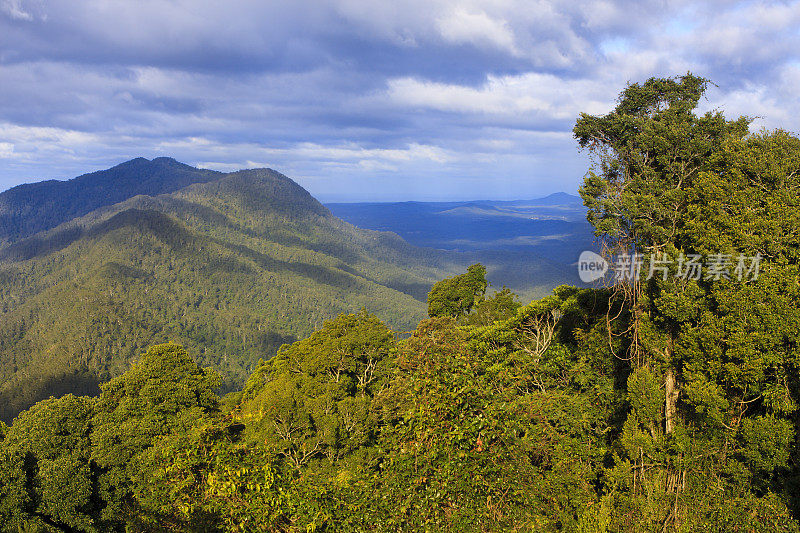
left=0, top=1, right=798, bottom=201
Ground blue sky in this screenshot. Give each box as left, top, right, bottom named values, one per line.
left=0, top=0, right=798, bottom=201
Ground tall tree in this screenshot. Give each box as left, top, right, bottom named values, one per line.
left=575, top=74, right=750, bottom=252
left=427, top=263, right=488, bottom=318
left=575, top=74, right=800, bottom=529
left=90, top=343, right=221, bottom=526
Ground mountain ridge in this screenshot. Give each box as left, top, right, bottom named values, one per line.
left=0, top=158, right=285, bottom=245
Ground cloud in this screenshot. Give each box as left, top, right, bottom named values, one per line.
left=0, top=142, right=14, bottom=158
left=0, top=0, right=798, bottom=200
left=437, top=8, right=519, bottom=55
left=0, top=122, right=100, bottom=153
left=1, top=0, right=33, bottom=21
left=157, top=138, right=454, bottom=168
left=386, top=73, right=615, bottom=120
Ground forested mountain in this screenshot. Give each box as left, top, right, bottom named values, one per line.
left=0, top=157, right=223, bottom=246
left=0, top=160, right=460, bottom=422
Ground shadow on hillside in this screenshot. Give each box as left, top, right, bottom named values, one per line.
left=1, top=205, right=434, bottom=301
left=0, top=368, right=102, bottom=424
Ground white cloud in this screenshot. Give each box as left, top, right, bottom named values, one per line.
left=1, top=0, right=33, bottom=21
left=272, top=141, right=454, bottom=164
left=0, top=122, right=99, bottom=149
left=437, top=7, right=518, bottom=54
left=0, top=142, right=14, bottom=158
left=195, top=161, right=244, bottom=172
left=387, top=73, right=615, bottom=120
left=159, top=138, right=454, bottom=166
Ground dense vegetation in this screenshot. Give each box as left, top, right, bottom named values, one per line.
left=0, top=163, right=460, bottom=422
left=2, top=74, right=799, bottom=531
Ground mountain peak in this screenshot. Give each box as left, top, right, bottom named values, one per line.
left=182, top=166, right=330, bottom=219
left=113, top=156, right=194, bottom=171
left=0, top=158, right=337, bottom=246
left=528, top=192, right=583, bottom=205
left=0, top=158, right=221, bottom=244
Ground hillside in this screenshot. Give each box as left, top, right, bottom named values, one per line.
left=0, top=157, right=224, bottom=246
left=0, top=159, right=459, bottom=422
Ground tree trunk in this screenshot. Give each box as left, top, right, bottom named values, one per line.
left=665, top=367, right=678, bottom=434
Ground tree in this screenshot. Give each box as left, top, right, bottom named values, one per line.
left=575, top=73, right=750, bottom=252
left=0, top=395, right=114, bottom=532
left=575, top=74, right=800, bottom=529
left=464, top=286, right=521, bottom=327
left=427, top=263, right=488, bottom=318
left=90, top=342, right=221, bottom=526
left=238, top=310, right=395, bottom=470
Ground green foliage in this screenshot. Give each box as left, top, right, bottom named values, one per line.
left=0, top=395, right=111, bottom=532
left=238, top=310, right=395, bottom=471
left=626, top=367, right=662, bottom=427
left=90, top=343, right=222, bottom=525
left=427, top=263, right=487, bottom=318
left=133, top=419, right=288, bottom=532
left=464, top=286, right=521, bottom=326
left=575, top=73, right=750, bottom=249
left=576, top=74, right=800, bottom=530
left=348, top=285, right=621, bottom=531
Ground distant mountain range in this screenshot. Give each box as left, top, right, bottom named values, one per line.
left=327, top=192, right=595, bottom=285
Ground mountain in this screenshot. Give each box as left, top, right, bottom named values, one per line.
left=0, top=157, right=224, bottom=246
left=502, top=191, right=583, bottom=206
left=0, top=159, right=461, bottom=422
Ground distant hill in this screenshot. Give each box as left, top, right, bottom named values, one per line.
left=0, top=157, right=224, bottom=246
left=327, top=193, right=595, bottom=294
left=0, top=159, right=460, bottom=422
left=501, top=191, right=583, bottom=206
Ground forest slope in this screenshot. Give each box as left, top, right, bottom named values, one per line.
left=0, top=160, right=460, bottom=421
